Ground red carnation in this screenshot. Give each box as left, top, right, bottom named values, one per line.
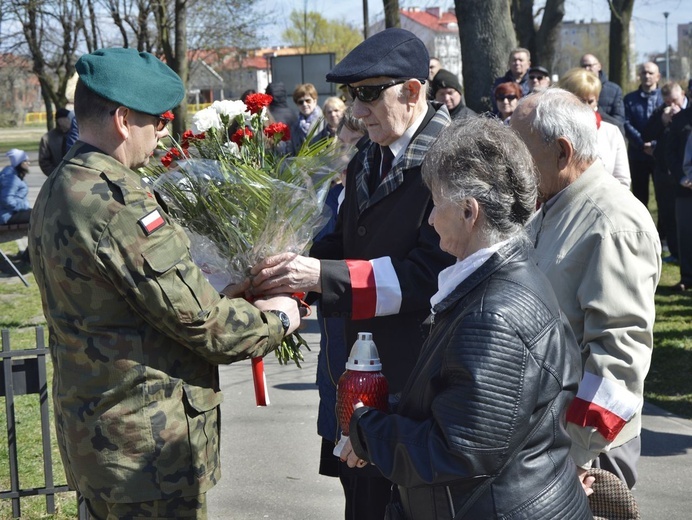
left=231, top=127, right=254, bottom=145
left=161, top=110, right=175, bottom=121
left=161, top=152, right=174, bottom=167
left=244, top=93, right=273, bottom=115
left=264, top=122, right=291, bottom=142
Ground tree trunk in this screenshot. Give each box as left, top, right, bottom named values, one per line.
left=535, top=0, right=565, bottom=69
left=455, top=0, right=516, bottom=112
left=383, top=0, right=400, bottom=28
left=512, top=0, right=535, bottom=56
left=173, top=0, right=188, bottom=138
left=511, top=0, right=564, bottom=69
left=154, top=0, right=188, bottom=137
left=608, top=0, right=635, bottom=88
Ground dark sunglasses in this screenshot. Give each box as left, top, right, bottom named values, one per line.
left=496, top=94, right=518, bottom=102
left=529, top=75, right=545, bottom=81
left=109, top=107, right=171, bottom=131
left=296, top=98, right=314, bottom=105
left=347, top=79, right=410, bottom=103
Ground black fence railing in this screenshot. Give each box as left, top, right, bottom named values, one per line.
left=0, top=327, right=87, bottom=518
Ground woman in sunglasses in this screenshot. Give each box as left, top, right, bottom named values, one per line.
left=289, top=83, right=326, bottom=154
left=493, top=82, right=522, bottom=124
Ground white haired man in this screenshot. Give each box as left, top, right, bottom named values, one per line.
left=511, top=88, right=661, bottom=490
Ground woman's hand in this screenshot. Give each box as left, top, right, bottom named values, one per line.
left=339, top=437, right=368, bottom=469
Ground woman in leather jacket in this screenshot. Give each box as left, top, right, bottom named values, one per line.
left=339, top=117, right=593, bottom=519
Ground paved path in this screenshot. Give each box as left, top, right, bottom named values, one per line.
left=207, top=315, right=692, bottom=520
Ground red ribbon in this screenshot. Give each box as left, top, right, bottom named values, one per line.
left=252, top=357, right=269, bottom=406
left=248, top=291, right=310, bottom=407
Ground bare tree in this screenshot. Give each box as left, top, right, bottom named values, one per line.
left=383, top=0, right=400, bottom=28
left=511, top=0, right=565, bottom=68
left=455, top=0, right=516, bottom=113
left=608, top=0, right=635, bottom=88
left=2, top=0, right=94, bottom=129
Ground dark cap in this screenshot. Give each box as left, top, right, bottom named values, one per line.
left=528, top=65, right=550, bottom=77
left=76, top=48, right=185, bottom=116
left=326, top=28, right=429, bottom=84
left=431, top=69, right=462, bottom=95
left=55, top=107, right=71, bottom=119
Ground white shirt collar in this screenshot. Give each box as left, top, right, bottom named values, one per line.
left=430, top=238, right=512, bottom=309
left=388, top=108, right=428, bottom=165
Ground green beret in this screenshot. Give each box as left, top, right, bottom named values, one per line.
left=76, top=48, right=185, bottom=116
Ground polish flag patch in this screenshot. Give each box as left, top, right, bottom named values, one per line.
left=138, top=209, right=165, bottom=236
left=566, top=372, right=641, bottom=442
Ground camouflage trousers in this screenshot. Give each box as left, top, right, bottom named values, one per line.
left=85, top=493, right=207, bottom=519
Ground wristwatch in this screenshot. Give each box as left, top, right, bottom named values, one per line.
left=268, top=309, right=290, bottom=335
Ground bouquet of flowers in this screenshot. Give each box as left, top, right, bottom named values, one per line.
left=145, top=93, right=340, bottom=405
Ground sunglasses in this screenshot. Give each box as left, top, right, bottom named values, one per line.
left=155, top=114, right=172, bottom=132
left=109, top=107, right=171, bottom=131
left=529, top=75, right=545, bottom=81
left=347, top=79, right=410, bottom=103
left=296, top=98, right=314, bottom=105
left=496, top=94, right=518, bottom=102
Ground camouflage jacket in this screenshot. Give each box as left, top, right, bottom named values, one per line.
left=28, top=142, right=285, bottom=502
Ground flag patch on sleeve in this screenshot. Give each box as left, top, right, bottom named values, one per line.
left=138, top=209, right=166, bottom=236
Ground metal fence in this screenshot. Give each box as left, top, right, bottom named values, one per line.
left=0, top=327, right=87, bottom=519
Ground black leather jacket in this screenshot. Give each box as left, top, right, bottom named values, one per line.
left=350, top=239, right=593, bottom=519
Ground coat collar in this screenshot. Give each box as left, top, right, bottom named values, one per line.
left=430, top=237, right=530, bottom=316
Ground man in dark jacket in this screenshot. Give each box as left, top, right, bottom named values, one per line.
left=430, top=69, right=476, bottom=120
left=581, top=53, right=625, bottom=133
left=491, top=48, right=531, bottom=113
left=265, top=81, right=298, bottom=129
left=624, top=62, right=663, bottom=207
left=665, top=82, right=692, bottom=291
left=250, top=28, right=454, bottom=520
left=38, top=107, right=71, bottom=176
left=643, top=81, right=688, bottom=261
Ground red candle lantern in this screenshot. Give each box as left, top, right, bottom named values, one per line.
left=334, top=332, right=389, bottom=456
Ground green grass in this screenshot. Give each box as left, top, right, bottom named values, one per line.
left=1, top=189, right=691, bottom=517
left=0, top=127, right=45, bottom=154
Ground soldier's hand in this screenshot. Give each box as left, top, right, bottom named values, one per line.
left=250, top=253, right=321, bottom=295
left=253, top=295, right=301, bottom=335
left=221, top=279, right=251, bottom=299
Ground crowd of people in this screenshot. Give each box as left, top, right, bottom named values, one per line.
left=2, top=25, right=691, bottom=520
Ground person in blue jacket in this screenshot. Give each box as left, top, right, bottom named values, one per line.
left=0, top=149, right=31, bottom=225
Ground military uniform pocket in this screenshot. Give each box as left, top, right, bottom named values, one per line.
left=142, top=238, right=207, bottom=323
left=182, top=384, right=223, bottom=479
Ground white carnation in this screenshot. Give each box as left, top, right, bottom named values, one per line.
left=212, top=100, right=249, bottom=120
left=191, top=107, right=222, bottom=134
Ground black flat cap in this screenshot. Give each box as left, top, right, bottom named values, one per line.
left=326, top=28, right=429, bottom=84
left=528, top=65, right=550, bottom=76
left=432, top=69, right=463, bottom=95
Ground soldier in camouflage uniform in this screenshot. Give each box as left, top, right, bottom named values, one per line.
left=27, top=48, right=301, bottom=520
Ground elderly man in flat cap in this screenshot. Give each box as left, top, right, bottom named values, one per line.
left=27, top=48, right=300, bottom=520
left=250, top=28, right=454, bottom=520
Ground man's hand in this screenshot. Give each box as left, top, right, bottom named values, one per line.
left=253, top=295, right=301, bottom=335
left=250, top=253, right=322, bottom=295
left=643, top=142, right=655, bottom=156
left=221, top=279, right=251, bottom=299
left=577, top=467, right=596, bottom=497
